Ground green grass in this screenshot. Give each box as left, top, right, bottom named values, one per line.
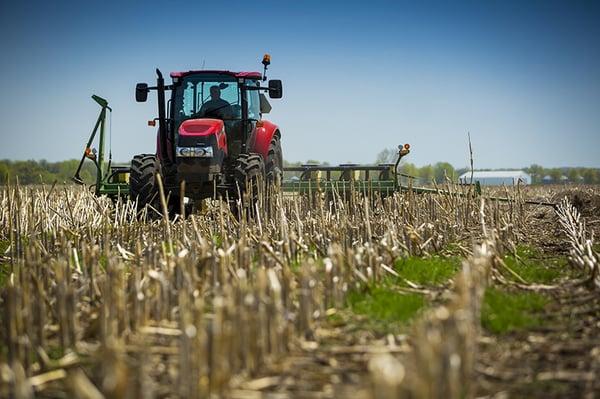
left=0, top=267, right=9, bottom=287
left=0, top=239, right=9, bottom=287
left=346, top=287, right=426, bottom=333
left=393, top=256, right=461, bottom=286
left=339, top=255, right=460, bottom=334
left=441, top=242, right=465, bottom=257
left=0, top=239, right=9, bottom=254
left=211, top=234, right=223, bottom=247
left=98, top=254, right=108, bottom=270
left=46, top=346, right=64, bottom=360
left=482, top=287, right=548, bottom=334
left=503, top=245, right=570, bottom=284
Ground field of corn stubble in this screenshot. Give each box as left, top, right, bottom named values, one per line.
left=1, top=183, right=599, bottom=398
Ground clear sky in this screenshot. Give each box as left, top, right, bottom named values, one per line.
left=0, top=0, right=598, bottom=168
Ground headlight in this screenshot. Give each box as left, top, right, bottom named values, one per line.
left=176, top=146, right=213, bottom=158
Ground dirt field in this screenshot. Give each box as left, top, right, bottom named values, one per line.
left=1, top=184, right=599, bottom=398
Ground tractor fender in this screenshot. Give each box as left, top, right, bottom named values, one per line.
left=250, top=120, right=280, bottom=160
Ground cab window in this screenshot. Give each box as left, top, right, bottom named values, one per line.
left=247, top=80, right=260, bottom=120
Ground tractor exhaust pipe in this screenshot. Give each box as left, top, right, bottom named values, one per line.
left=156, top=69, right=169, bottom=161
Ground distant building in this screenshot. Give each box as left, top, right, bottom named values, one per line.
left=458, top=170, right=531, bottom=186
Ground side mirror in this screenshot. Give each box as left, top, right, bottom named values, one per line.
left=136, top=83, right=149, bottom=102
left=268, top=80, right=283, bottom=99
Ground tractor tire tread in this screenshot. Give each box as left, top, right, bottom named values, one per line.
left=130, top=154, right=160, bottom=214
left=265, top=136, right=283, bottom=185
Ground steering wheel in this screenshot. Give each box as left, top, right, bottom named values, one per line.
left=204, top=104, right=233, bottom=118
left=230, top=104, right=242, bottom=118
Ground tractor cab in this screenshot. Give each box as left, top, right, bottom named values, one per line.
left=171, top=71, right=264, bottom=159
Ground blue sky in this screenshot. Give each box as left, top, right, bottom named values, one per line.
left=0, top=0, right=598, bottom=168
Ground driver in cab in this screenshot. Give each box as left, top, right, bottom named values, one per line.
left=196, top=85, right=232, bottom=119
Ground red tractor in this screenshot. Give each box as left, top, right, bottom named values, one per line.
left=132, top=55, right=283, bottom=214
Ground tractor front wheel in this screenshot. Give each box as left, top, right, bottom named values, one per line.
left=266, top=135, right=283, bottom=186
left=233, top=153, right=265, bottom=217
left=130, top=154, right=161, bottom=217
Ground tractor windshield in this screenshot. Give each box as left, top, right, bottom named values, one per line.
left=173, top=74, right=261, bottom=125
left=174, top=75, right=240, bottom=124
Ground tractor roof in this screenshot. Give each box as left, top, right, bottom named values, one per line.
left=170, top=70, right=262, bottom=79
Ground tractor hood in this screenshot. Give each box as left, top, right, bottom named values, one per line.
left=177, top=118, right=228, bottom=156
left=178, top=118, right=224, bottom=137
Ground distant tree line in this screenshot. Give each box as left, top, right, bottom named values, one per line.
left=522, top=164, right=600, bottom=184
left=373, top=149, right=600, bottom=185
left=1, top=157, right=598, bottom=185
left=0, top=159, right=96, bottom=185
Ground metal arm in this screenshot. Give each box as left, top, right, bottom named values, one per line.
left=393, top=144, right=411, bottom=187
left=72, top=95, right=111, bottom=193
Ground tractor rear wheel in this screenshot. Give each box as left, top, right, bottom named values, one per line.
left=233, top=153, right=265, bottom=217
left=130, top=154, right=161, bottom=217
left=266, top=135, right=283, bottom=186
